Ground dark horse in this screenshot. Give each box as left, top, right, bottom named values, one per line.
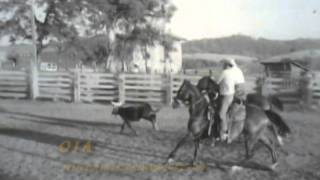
left=167, top=80, right=279, bottom=169
left=196, top=76, right=291, bottom=139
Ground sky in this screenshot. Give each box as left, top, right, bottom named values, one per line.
left=168, top=0, right=320, bottom=40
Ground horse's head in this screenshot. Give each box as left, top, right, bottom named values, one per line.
left=197, top=76, right=220, bottom=104
left=196, top=76, right=211, bottom=92
left=172, top=80, right=196, bottom=108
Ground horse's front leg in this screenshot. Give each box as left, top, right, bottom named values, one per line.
left=243, top=133, right=255, bottom=160
left=191, top=139, right=200, bottom=166
left=166, top=133, right=191, bottom=164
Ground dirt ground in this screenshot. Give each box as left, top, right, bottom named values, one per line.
left=0, top=100, right=319, bottom=180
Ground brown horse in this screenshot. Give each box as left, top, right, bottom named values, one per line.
left=167, top=80, right=279, bottom=169
left=196, top=76, right=290, bottom=139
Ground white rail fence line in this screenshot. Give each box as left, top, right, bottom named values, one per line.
left=262, top=77, right=302, bottom=104
left=311, top=72, right=320, bottom=104
left=79, top=72, right=118, bottom=103
left=0, top=69, right=261, bottom=104
left=261, top=73, right=320, bottom=105
left=0, top=71, right=29, bottom=99
left=37, top=71, right=73, bottom=101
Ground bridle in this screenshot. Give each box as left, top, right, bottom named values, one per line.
left=175, top=81, right=205, bottom=107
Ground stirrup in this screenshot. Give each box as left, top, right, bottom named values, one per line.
left=220, top=132, right=228, bottom=142
left=223, top=134, right=228, bottom=141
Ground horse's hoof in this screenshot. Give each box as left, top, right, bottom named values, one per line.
left=230, top=165, right=243, bottom=174
left=277, top=136, right=284, bottom=146
left=167, top=158, right=175, bottom=164
left=210, top=142, right=216, bottom=147
left=269, top=162, right=278, bottom=171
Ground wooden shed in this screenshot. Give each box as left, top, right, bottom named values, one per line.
left=261, top=58, right=308, bottom=78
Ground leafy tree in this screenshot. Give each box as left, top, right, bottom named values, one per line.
left=0, top=0, right=176, bottom=71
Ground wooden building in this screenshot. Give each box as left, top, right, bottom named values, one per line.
left=261, top=58, right=308, bottom=78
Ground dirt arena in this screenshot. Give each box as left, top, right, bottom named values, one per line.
left=0, top=100, right=319, bottom=180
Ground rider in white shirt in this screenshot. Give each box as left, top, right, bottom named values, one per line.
left=217, top=58, right=245, bottom=141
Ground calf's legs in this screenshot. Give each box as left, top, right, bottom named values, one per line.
left=119, top=120, right=137, bottom=136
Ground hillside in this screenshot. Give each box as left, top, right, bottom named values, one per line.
left=183, top=53, right=257, bottom=62
left=183, top=35, right=320, bottom=59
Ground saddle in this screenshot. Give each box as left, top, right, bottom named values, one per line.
left=226, top=100, right=246, bottom=143
left=206, top=98, right=246, bottom=144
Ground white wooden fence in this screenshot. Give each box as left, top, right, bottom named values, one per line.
left=0, top=69, right=260, bottom=105
left=0, top=71, right=29, bottom=99
left=262, top=77, right=300, bottom=104
left=38, top=71, right=73, bottom=101
left=78, top=72, right=117, bottom=103
left=119, top=73, right=165, bottom=103
left=262, top=72, right=320, bottom=105
left=2, top=69, right=319, bottom=106
left=117, top=74, right=204, bottom=104
left=311, top=72, right=320, bottom=104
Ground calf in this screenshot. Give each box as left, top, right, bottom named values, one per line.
left=111, top=101, right=159, bottom=135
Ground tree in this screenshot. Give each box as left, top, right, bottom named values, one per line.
left=0, top=0, right=176, bottom=71
left=106, top=0, right=177, bottom=72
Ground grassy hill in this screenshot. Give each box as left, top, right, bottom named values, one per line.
left=183, top=53, right=257, bottom=62
left=183, top=35, right=320, bottom=59
left=182, top=35, right=320, bottom=71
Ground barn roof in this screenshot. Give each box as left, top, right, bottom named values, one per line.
left=260, top=49, right=320, bottom=71
left=261, top=58, right=309, bottom=71
left=261, top=49, right=320, bottom=63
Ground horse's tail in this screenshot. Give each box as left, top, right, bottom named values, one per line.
left=269, top=95, right=284, bottom=111
left=265, top=110, right=290, bottom=137
left=268, top=123, right=284, bottom=146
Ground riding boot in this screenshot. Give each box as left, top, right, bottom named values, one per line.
left=220, top=130, right=228, bottom=142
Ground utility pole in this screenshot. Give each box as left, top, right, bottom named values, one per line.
left=31, top=0, right=37, bottom=67
left=30, top=0, right=39, bottom=99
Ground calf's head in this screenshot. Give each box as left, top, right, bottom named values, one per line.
left=111, top=101, right=123, bottom=115
left=145, top=107, right=160, bottom=131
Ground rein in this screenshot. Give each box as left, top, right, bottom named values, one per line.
left=190, top=96, right=204, bottom=107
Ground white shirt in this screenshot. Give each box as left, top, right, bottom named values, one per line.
left=217, top=66, right=245, bottom=95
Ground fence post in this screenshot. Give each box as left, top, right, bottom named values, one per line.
left=166, top=74, right=173, bottom=105
left=261, top=77, right=270, bottom=96
left=73, top=68, right=81, bottom=102
left=255, top=77, right=264, bottom=95
left=118, top=73, right=125, bottom=103
left=305, top=76, right=313, bottom=106
left=299, top=73, right=313, bottom=107
left=30, top=65, right=39, bottom=100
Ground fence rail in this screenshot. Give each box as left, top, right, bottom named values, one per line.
left=120, top=73, right=166, bottom=104
left=311, top=76, right=320, bottom=104
left=79, top=72, right=118, bottom=103
left=262, top=73, right=320, bottom=105
left=37, top=71, right=73, bottom=101
left=262, top=77, right=300, bottom=104
left=1, top=69, right=318, bottom=106
left=0, top=71, right=29, bottom=99
left=8, top=69, right=320, bottom=106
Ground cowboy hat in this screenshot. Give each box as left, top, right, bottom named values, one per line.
left=221, top=58, right=237, bottom=66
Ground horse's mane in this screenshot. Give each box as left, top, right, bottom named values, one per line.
left=197, top=76, right=219, bottom=92
left=207, top=76, right=219, bottom=86
left=183, top=80, right=201, bottom=96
